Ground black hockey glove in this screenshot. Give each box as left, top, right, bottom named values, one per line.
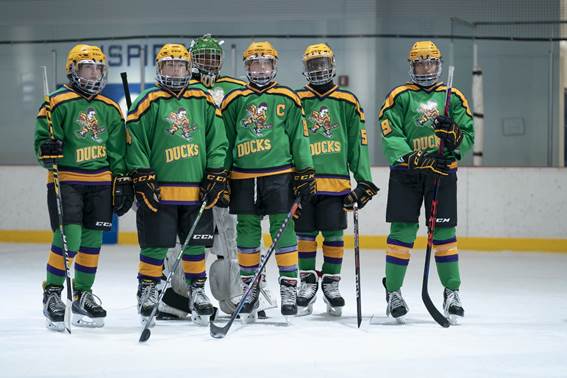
left=292, top=168, right=316, bottom=202
left=39, top=139, right=64, bottom=168
left=200, top=168, right=228, bottom=209
left=343, top=181, right=379, bottom=211
left=112, top=175, right=134, bottom=216
left=404, top=150, right=453, bottom=176
left=433, top=115, right=463, bottom=151
left=132, top=169, right=160, bottom=213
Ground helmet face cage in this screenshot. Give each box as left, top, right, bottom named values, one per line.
left=303, top=56, right=336, bottom=85
left=193, top=48, right=223, bottom=87
left=156, top=58, right=192, bottom=90
left=244, top=56, right=277, bottom=87
left=409, top=58, right=442, bottom=87
left=70, top=61, right=107, bottom=95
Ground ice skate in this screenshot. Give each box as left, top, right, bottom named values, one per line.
left=240, top=276, right=260, bottom=324
left=42, top=284, right=66, bottom=332
left=72, top=290, right=106, bottom=328
left=279, top=276, right=298, bottom=320
left=189, top=279, right=214, bottom=326
left=137, top=279, right=158, bottom=327
left=443, top=288, right=464, bottom=325
left=383, top=278, right=409, bottom=321
left=296, top=270, right=318, bottom=316
left=321, top=274, right=344, bottom=317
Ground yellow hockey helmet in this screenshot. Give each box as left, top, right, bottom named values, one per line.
left=242, top=41, right=278, bottom=61
left=407, top=41, right=442, bottom=87
left=65, top=44, right=107, bottom=95
left=155, top=43, right=192, bottom=90
left=243, top=41, right=278, bottom=86
left=302, top=43, right=336, bottom=85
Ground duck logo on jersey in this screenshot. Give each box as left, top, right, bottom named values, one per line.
left=76, top=108, right=105, bottom=143
left=242, top=102, right=272, bottom=136
left=416, top=100, right=440, bottom=128
left=166, top=107, right=197, bottom=141
left=309, top=106, right=338, bottom=138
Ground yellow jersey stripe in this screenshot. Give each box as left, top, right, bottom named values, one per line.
left=217, top=76, right=247, bottom=86
left=267, top=87, right=302, bottom=107
left=221, top=89, right=254, bottom=111
left=378, top=84, right=421, bottom=119
left=127, top=90, right=172, bottom=122
left=330, top=91, right=365, bottom=121
left=96, top=95, right=124, bottom=119
left=230, top=167, right=294, bottom=180
left=47, top=170, right=112, bottom=184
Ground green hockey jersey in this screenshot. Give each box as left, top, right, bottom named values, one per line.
left=190, top=75, right=247, bottom=107
left=378, top=82, right=474, bottom=167
left=126, top=85, right=228, bottom=205
left=34, top=84, right=126, bottom=185
left=297, top=84, right=372, bottom=196
left=220, top=82, right=314, bottom=179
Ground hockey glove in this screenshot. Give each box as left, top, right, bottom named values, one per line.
left=132, top=169, right=160, bottom=213
left=433, top=115, right=463, bottom=151
left=292, top=168, right=316, bottom=202
left=112, top=175, right=134, bottom=216
left=343, top=181, right=379, bottom=211
left=404, top=151, right=453, bottom=176
left=200, top=168, right=228, bottom=209
left=39, top=139, right=64, bottom=168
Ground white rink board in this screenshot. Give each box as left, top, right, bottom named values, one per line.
left=1, top=166, right=566, bottom=239
left=1, top=243, right=566, bottom=378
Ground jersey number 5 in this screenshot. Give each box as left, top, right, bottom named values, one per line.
left=360, top=129, right=368, bottom=145
left=380, top=119, right=392, bottom=136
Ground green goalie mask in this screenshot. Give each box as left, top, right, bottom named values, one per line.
left=190, top=34, right=224, bottom=87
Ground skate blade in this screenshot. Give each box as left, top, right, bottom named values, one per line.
left=140, top=315, right=156, bottom=328
left=72, top=314, right=104, bottom=328
left=191, top=312, right=211, bottom=326
left=240, top=311, right=258, bottom=324
left=447, top=314, right=462, bottom=325
left=45, top=318, right=65, bottom=332
left=323, top=297, right=343, bottom=317
left=296, top=303, right=313, bottom=317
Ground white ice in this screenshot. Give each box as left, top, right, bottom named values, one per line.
left=1, top=244, right=566, bottom=378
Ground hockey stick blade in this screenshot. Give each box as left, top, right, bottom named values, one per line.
left=139, top=328, right=151, bottom=343
left=209, top=197, right=301, bottom=339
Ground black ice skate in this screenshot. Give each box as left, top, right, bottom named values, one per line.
left=43, top=284, right=66, bottom=332
left=72, top=290, right=106, bottom=328
left=240, top=276, right=260, bottom=324
left=297, top=270, right=319, bottom=316
left=189, top=279, right=214, bottom=326
left=443, top=288, right=464, bottom=324
left=137, top=279, right=158, bottom=327
left=279, top=276, right=298, bottom=318
left=157, top=287, right=191, bottom=320
left=383, top=277, right=409, bottom=321
left=321, top=274, right=345, bottom=317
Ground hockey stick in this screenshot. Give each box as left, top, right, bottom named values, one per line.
left=41, top=66, right=73, bottom=334
left=353, top=203, right=362, bottom=328
left=139, top=200, right=208, bottom=343
left=210, top=197, right=302, bottom=339
left=120, top=72, right=132, bottom=109
left=421, top=65, right=455, bottom=328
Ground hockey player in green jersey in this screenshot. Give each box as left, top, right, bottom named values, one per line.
left=35, top=44, right=133, bottom=331
left=221, top=41, right=316, bottom=321
left=295, top=43, right=378, bottom=316
left=378, top=41, right=474, bottom=323
left=126, top=43, right=228, bottom=326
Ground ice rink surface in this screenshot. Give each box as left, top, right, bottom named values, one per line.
left=1, top=243, right=566, bottom=378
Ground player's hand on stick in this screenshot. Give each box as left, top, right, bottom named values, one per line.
left=343, top=181, right=379, bottom=211
left=433, top=115, right=463, bottom=151
left=132, top=169, right=160, bottom=213
left=200, top=168, right=228, bottom=209
left=39, top=139, right=64, bottom=168
left=112, top=175, right=134, bottom=216
left=405, top=150, right=453, bottom=176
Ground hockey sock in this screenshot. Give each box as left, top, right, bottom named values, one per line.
left=182, top=245, right=206, bottom=285
left=73, top=228, right=103, bottom=292
left=270, top=213, right=298, bottom=279
left=321, top=230, right=344, bottom=275
left=297, top=231, right=317, bottom=271
left=236, top=214, right=262, bottom=278
left=138, top=247, right=167, bottom=281
left=46, top=224, right=81, bottom=287
left=433, top=227, right=461, bottom=290
left=385, top=222, right=418, bottom=292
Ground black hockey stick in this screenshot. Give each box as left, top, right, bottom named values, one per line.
left=421, top=66, right=454, bottom=328
left=120, top=72, right=132, bottom=109
left=210, top=197, right=302, bottom=339
left=139, top=200, right=208, bottom=343
left=353, top=203, right=362, bottom=328
left=41, top=66, right=73, bottom=334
